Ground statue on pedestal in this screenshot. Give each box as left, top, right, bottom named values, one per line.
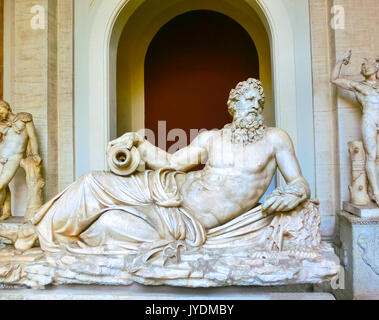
left=331, top=50, right=379, bottom=207
left=0, top=80, right=338, bottom=288
left=0, top=100, right=44, bottom=221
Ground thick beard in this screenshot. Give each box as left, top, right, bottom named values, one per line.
left=229, top=113, right=266, bottom=145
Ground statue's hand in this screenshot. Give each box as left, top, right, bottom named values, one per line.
left=262, top=193, right=302, bottom=216
left=108, top=132, right=143, bottom=152
left=341, top=49, right=352, bottom=65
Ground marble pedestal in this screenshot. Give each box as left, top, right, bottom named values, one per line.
left=335, top=211, right=379, bottom=300
left=343, top=201, right=379, bottom=219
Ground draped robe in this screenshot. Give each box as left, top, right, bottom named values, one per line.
left=30, top=169, right=316, bottom=255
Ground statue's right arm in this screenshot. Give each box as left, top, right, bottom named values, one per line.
left=137, top=130, right=214, bottom=172
left=331, top=49, right=357, bottom=91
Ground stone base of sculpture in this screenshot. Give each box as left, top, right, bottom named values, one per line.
left=0, top=244, right=339, bottom=289
left=335, top=211, right=379, bottom=300
left=343, top=201, right=379, bottom=219
left=0, top=201, right=339, bottom=289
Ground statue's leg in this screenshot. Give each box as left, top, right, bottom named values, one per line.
left=0, top=163, right=5, bottom=219
left=362, top=117, right=379, bottom=205
left=0, top=158, right=20, bottom=220
left=80, top=208, right=161, bottom=248
left=0, top=158, right=21, bottom=189
left=2, top=187, right=11, bottom=219
left=0, top=188, right=7, bottom=220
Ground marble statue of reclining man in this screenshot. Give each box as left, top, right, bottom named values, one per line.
left=0, top=78, right=319, bottom=258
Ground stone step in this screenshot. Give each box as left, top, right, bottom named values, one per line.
left=0, top=284, right=336, bottom=300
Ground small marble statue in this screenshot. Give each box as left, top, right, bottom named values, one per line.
left=0, top=80, right=339, bottom=288
left=331, top=50, right=379, bottom=206
left=0, top=100, right=44, bottom=221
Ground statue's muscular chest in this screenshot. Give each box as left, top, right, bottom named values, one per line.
left=355, top=82, right=379, bottom=106
left=0, top=120, right=28, bottom=147
left=206, top=133, right=274, bottom=173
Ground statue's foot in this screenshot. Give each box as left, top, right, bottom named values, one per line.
left=14, top=225, right=38, bottom=252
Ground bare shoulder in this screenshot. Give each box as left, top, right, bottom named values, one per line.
left=356, top=80, right=375, bottom=92
left=265, top=127, right=294, bottom=151
left=14, top=112, right=33, bottom=123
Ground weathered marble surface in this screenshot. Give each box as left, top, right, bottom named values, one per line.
left=0, top=241, right=339, bottom=289
left=0, top=200, right=340, bottom=289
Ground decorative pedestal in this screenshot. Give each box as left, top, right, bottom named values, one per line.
left=335, top=211, right=379, bottom=300
left=343, top=201, right=379, bottom=219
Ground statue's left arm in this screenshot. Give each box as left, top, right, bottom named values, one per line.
left=262, top=129, right=310, bottom=215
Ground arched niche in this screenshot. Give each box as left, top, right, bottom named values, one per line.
left=115, top=1, right=273, bottom=140
left=81, top=0, right=315, bottom=194
left=117, top=9, right=273, bottom=152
